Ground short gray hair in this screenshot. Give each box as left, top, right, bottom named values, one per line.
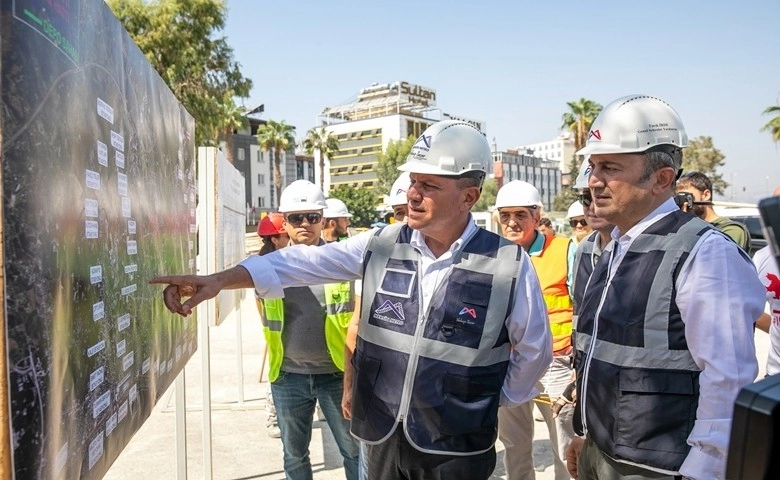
left=638, top=148, right=683, bottom=187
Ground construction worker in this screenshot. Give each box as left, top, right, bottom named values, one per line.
left=494, top=180, right=575, bottom=480
left=152, top=120, right=552, bottom=480
left=566, top=200, right=592, bottom=245
left=566, top=94, right=764, bottom=480
left=257, top=180, right=359, bottom=479
left=384, top=171, right=411, bottom=222
left=323, top=198, right=352, bottom=243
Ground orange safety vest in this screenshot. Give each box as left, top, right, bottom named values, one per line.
left=530, top=235, right=573, bottom=354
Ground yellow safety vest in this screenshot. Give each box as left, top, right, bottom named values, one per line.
left=530, top=235, right=574, bottom=354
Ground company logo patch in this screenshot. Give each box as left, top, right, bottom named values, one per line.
left=459, top=307, right=477, bottom=318
left=588, top=129, right=601, bottom=141
left=766, top=273, right=780, bottom=299
left=414, top=135, right=432, bottom=148
left=373, top=300, right=405, bottom=325
left=584, top=165, right=592, bottom=177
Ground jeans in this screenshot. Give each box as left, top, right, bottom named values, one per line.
left=271, top=371, right=359, bottom=480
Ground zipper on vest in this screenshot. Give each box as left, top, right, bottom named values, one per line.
left=579, top=244, right=618, bottom=437
left=397, top=260, right=428, bottom=422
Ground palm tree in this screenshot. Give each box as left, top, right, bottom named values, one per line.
left=218, top=98, right=248, bottom=164
left=761, top=105, right=780, bottom=144
left=256, top=120, right=296, bottom=208
left=561, top=98, right=603, bottom=153
left=302, top=126, right=340, bottom=192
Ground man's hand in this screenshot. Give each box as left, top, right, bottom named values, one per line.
left=566, top=436, right=585, bottom=479
left=150, top=275, right=221, bottom=316
left=341, top=386, right=352, bottom=420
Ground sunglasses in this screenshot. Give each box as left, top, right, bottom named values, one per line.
left=577, top=190, right=593, bottom=207
left=569, top=218, right=588, bottom=228
left=285, top=212, right=322, bottom=226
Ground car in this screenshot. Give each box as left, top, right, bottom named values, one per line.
left=726, top=215, right=765, bottom=257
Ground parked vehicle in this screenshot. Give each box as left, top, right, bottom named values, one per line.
left=727, top=215, right=765, bottom=257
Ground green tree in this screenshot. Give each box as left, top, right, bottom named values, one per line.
left=681, top=136, right=728, bottom=196
left=302, top=126, right=340, bottom=192
left=561, top=98, right=603, bottom=153
left=256, top=120, right=296, bottom=208
left=761, top=105, right=780, bottom=143
left=376, top=136, right=416, bottom=194
left=329, top=185, right=379, bottom=228
left=107, top=0, right=252, bottom=146
left=473, top=178, right=498, bottom=211
left=219, top=97, right=248, bottom=163
left=553, top=188, right=580, bottom=212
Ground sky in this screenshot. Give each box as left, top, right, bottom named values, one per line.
left=222, top=0, right=780, bottom=204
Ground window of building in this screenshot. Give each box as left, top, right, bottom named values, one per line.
left=237, top=148, right=245, bottom=161
left=258, top=174, right=265, bottom=185
left=258, top=197, right=265, bottom=207
left=258, top=151, right=264, bottom=163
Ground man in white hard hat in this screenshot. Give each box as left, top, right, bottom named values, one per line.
left=323, top=197, right=352, bottom=243
left=384, top=171, right=411, bottom=223
left=493, top=180, right=576, bottom=480
left=256, top=180, right=359, bottom=479
left=566, top=200, right=592, bottom=245
left=152, top=120, right=552, bottom=480
left=565, top=95, right=764, bottom=480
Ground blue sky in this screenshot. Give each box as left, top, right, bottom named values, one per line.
left=223, top=0, right=780, bottom=203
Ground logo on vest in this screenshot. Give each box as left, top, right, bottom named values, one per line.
left=373, top=300, right=405, bottom=325
left=456, top=306, right=478, bottom=326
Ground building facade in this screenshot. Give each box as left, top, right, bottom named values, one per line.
left=492, top=150, right=561, bottom=212
left=515, top=132, right=576, bottom=179
left=317, top=81, right=486, bottom=192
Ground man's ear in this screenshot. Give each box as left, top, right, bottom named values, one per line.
left=654, top=167, right=677, bottom=193
left=462, top=186, right=481, bottom=211
left=703, top=189, right=712, bottom=202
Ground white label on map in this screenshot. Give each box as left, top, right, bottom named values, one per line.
left=85, top=198, right=98, bottom=218
left=116, top=339, right=126, bottom=357
left=88, top=433, right=104, bottom=470
left=93, top=390, right=111, bottom=419
left=175, top=345, right=182, bottom=362
left=118, top=400, right=128, bottom=423
left=121, top=196, right=131, bottom=218
left=117, top=313, right=131, bottom=332
left=117, top=172, right=128, bottom=196
left=97, top=140, right=108, bottom=166
left=105, top=413, right=118, bottom=437
left=86, top=169, right=100, bottom=190
left=123, top=351, right=135, bottom=371
left=85, top=220, right=98, bottom=239
left=115, top=150, right=125, bottom=169
left=89, top=366, right=105, bottom=392
left=110, top=131, right=124, bottom=151
left=126, top=240, right=137, bottom=255
left=124, top=264, right=137, bottom=274
left=128, top=219, right=136, bottom=234
left=92, top=301, right=104, bottom=321
left=142, top=357, right=151, bottom=374
left=97, top=98, right=113, bottom=124
left=87, top=340, right=105, bottom=357
left=89, top=265, right=102, bottom=284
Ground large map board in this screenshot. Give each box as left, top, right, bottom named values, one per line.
left=1, top=0, right=198, bottom=478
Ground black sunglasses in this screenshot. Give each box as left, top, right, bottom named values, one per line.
left=285, top=212, right=322, bottom=226
left=577, top=190, right=593, bottom=207
left=569, top=218, right=588, bottom=228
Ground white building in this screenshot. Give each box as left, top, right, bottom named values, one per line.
left=515, top=132, right=576, bottom=178
left=492, top=150, right=561, bottom=212
left=316, top=81, right=486, bottom=193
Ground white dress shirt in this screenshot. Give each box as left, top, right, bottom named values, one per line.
left=240, top=218, right=552, bottom=408
left=606, top=198, right=763, bottom=480
left=753, top=245, right=780, bottom=375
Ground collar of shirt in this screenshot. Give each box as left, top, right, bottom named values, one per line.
left=609, top=197, right=677, bottom=271
left=409, top=214, right=479, bottom=261
left=526, top=231, right=545, bottom=256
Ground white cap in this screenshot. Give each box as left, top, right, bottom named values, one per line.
left=323, top=198, right=352, bottom=218
left=567, top=200, right=585, bottom=219
left=384, top=172, right=411, bottom=206
left=495, top=180, right=543, bottom=209
left=278, top=180, right=327, bottom=213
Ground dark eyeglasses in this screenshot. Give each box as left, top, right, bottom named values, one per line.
left=577, top=190, right=593, bottom=207
left=285, top=212, right=322, bottom=226
left=569, top=218, right=588, bottom=228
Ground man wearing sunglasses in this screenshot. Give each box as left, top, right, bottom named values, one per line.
left=258, top=179, right=360, bottom=479
left=493, top=180, right=577, bottom=480
left=674, top=171, right=750, bottom=251
left=152, top=121, right=552, bottom=480
left=564, top=95, right=764, bottom=480
left=566, top=200, right=592, bottom=245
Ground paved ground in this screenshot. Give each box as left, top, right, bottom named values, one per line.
left=103, top=234, right=771, bottom=479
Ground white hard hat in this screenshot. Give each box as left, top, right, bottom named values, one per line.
left=385, top=172, right=411, bottom=206
left=323, top=198, right=352, bottom=218
left=576, top=94, right=688, bottom=156
left=278, top=180, right=327, bottom=213
left=573, top=157, right=592, bottom=189
left=567, top=200, right=585, bottom=219
left=495, top=181, right=543, bottom=209
left=398, top=120, right=490, bottom=179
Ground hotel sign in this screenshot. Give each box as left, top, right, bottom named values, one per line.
left=399, top=81, right=437, bottom=107
left=443, top=113, right=486, bottom=134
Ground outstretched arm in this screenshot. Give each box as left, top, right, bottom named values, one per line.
left=150, top=266, right=254, bottom=317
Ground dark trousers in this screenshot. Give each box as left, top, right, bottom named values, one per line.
left=365, top=424, right=496, bottom=480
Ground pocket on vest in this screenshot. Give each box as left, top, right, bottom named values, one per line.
left=614, top=368, right=696, bottom=454
left=439, top=372, right=501, bottom=436
left=352, top=354, right=382, bottom=421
